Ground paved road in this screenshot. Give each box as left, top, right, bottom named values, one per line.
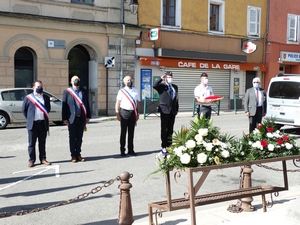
left=0, top=112, right=300, bottom=225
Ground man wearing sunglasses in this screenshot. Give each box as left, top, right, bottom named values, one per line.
left=244, top=77, right=267, bottom=133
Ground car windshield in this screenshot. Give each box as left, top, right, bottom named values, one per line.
left=269, top=81, right=300, bottom=99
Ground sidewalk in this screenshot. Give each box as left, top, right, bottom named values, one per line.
left=133, top=185, right=300, bottom=225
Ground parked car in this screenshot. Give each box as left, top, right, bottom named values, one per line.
left=0, top=88, right=63, bottom=129
left=266, top=73, right=300, bottom=128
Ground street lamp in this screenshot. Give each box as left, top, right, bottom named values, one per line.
left=129, top=0, right=139, bottom=15
left=120, top=0, right=139, bottom=88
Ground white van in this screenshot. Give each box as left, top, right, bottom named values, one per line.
left=266, top=74, right=300, bottom=128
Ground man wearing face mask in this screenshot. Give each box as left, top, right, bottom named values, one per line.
left=62, top=75, right=91, bottom=162
left=194, top=72, right=214, bottom=119
left=153, top=71, right=179, bottom=154
left=115, top=76, right=140, bottom=157
left=244, top=77, right=267, bottom=133
left=22, top=80, right=51, bottom=167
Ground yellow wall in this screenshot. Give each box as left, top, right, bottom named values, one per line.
left=139, top=0, right=267, bottom=38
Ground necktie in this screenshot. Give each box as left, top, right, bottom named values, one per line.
left=256, top=88, right=259, bottom=105
left=169, top=85, right=175, bottom=100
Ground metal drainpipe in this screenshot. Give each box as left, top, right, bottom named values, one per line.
left=120, top=0, right=125, bottom=89
left=120, top=25, right=125, bottom=89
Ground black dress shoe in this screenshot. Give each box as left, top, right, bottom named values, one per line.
left=128, top=151, right=137, bottom=156
left=121, top=153, right=126, bottom=157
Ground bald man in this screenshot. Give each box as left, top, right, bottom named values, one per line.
left=115, top=76, right=140, bottom=157
left=62, top=75, right=91, bottom=162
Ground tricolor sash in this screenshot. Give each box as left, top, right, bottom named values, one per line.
left=66, top=88, right=87, bottom=118
left=120, top=88, right=138, bottom=117
left=26, top=93, right=49, bottom=120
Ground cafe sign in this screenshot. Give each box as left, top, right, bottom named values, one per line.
left=178, top=61, right=240, bottom=70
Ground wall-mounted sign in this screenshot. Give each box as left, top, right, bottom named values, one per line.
left=241, top=40, right=257, bottom=54
left=46, top=39, right=65, bottom=49
left=280, top=51, right=300, bottom=62
left=149, top=28, right=160, bottom=41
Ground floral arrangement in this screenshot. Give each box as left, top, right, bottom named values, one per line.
left=152, top=115, right=300, bottom=176
left=239, top=118, right=299, bottom=161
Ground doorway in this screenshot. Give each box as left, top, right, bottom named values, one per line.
left=68, top=45, right=90, bottom=89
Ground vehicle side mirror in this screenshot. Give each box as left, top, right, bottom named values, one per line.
left=50, top=97, right=57, bottom=102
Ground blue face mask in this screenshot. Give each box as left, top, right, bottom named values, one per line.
left=36, top=87, right=43, bottom=94
left=127, top=81, right=133, bottom=88
left=253, top=83, right=259, bottom=88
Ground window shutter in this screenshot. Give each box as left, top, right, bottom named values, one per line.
left=248, top=7, right=259, bottom=36
left=288, top=15, right=299, bottom=42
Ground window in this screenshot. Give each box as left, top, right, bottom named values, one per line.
left=247, top=6, right=260, bottom=37
left=210, top=4, right=219, bottom=30
left=287, top=14, right=300, bottom=43
left=269, top=81, right=300, bottom=99
left=209, top=1, right=224, bottom=33
left=161, top=0, right=181, bottom=29
left=14, top=48, right=35, bottom=88
left=71, top=0, right=94, bottom=5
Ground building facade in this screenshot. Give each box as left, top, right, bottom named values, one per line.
left=135, top=0, right=268, bottom=111
left=266, top=0, right=300, bottom=86
left=0, top=0, right=140, bottom=116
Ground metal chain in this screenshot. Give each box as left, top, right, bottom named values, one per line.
left=0, top=176, right=121, bottom=218
left=255, top=164, right=300, bottom=172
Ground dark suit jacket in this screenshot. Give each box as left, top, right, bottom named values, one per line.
left=22, top=94, right=51, bottom=131
left=153, top=78, right=179, bottom=115
left=62, top=87, right=91, bottom=124
left=244, top=87, right=267, bottom=116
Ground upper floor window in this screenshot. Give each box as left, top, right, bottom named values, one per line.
left=287, top=14, right=300, bottom=44
left=162, top=0, right=181, bottom=29
left=71, top=0, right=94, bottom=5
left=209, top=0, right=224, bottom=33
left=247, top=6, right=260, bottom=37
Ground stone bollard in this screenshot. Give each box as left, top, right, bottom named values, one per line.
left=240, top=165, right=255, bottom=211
left=118, top=171, right=134, bottom=225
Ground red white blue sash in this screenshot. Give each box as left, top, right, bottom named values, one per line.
left=121, top=88, right=137, bottom=117
left=66, top=88, right=87, bottom=117
left=26, top=94, right=49, bottom=120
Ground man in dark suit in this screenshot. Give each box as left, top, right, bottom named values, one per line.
left=244, top=77, right=267, bottom=133
left=22, top=80, right=51, bottom=167
left=153, top=71, right=179, bottom=153
left=62, top=75, right=91, bottom=163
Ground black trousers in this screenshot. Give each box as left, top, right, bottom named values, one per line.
left=120, top=109, right=136, bottom=154
left=27, top=121, right=47, bottom=163
left=68, top=117, right=85, bottom=157
left=197, top=105, right=212, bottom=119
left=160, top=112, right=176, bottom=148
left=249, top=107, right=263, bottom=133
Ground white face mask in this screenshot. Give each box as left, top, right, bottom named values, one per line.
left=167, top=78, right=172, bottom=84
left=203, top=79, right=208, bottom=85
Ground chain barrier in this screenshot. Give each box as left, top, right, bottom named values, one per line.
left=255, top=163, right=300, bottom=172
left=227, top=160, right=300, bottom=213
left=0, top=176, right=121, bottom=218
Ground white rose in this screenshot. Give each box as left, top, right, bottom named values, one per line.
left=174, top=147, right=183, bottom=156
left=195, top=134, right=203, bottom=143
left=285, top=143, right=293, bottom=150
left=221, top=150, right=230, bottom=158
left=268, top=144, right=275, bottom=151
left=205, top=143, right=214, bottom=151
left=197, top=153, right=208, bottom=164
left=186, top=140, right=196, bottom=149
left=198, top=128, right=208, bottom=137
left=180, top=153, right=191, bottom=164
left=266, top=133, right=273, bottom=138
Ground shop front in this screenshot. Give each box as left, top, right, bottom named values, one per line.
left=137, top=56, right=266, bottom=113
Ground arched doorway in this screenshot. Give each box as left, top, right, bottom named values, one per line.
left=14, top=47, right=36, bottom=87
left=68, top=45, right=90, bottom=89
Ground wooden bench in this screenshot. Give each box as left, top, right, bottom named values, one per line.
left=148, top=156, right=299, bottom=225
